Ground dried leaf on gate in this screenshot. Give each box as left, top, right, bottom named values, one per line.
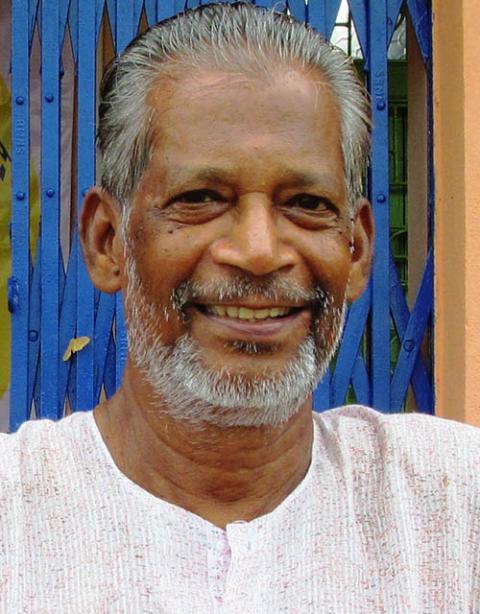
left=62, top=336, right=91, bottom=361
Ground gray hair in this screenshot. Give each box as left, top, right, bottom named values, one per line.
left=97, top=1, right=371, bottom=216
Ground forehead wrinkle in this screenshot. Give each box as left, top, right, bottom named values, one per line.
left=143, top=71, right=345, bottom=196
left=146, top=69, right=257, bottom=129
left=148, top=66, right=340, bottom=130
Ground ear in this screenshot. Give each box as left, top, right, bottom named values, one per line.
left=79, top=187, right=125, bottom=294
left=346, top=198, right=374, bottom=303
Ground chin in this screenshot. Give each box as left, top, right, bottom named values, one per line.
left=128, top=330, right=321, bottom=428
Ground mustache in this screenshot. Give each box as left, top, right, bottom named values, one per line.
left=171, top=274, right=331, bottom=311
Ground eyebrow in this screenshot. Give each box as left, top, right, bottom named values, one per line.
left=168, top=166, right=342, bottom=192
left=275, top=170, right=340, bottom=191
left=172, top=167, right=234, bottom=185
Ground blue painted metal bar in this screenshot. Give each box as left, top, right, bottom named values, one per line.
left=106, top=0, right=117, bottom=52
left=104, top=330, right=117, bottom=399
left=389, top=254, right=433, bottom=409
left=250, top=0, right=268, bottom=8
left=368, top=0, right=391, bottom=411
left=69, top=0, right=106, bottom=67
left=28, top=0, right=40, bottom=50
left=134, top=0, right=146, bottom=34
left=308, top=0, right=340, bottom=40
left=149, top=0, right=175, bottom=25
left=288, top=0, right=307, bottom=24
left=331, top=288, right=371, bottom=406
left=96, top=0, right=106, bottom=46
left=57, top=249, right=66, bottom=417
left=39, top=0, right=61, bottom=418
left=390, top=249, right=433, bottom=412
left=75, top=0, right=97, bottom=411
left=58, top=0, right=70, bottom=44
left=33, top=351, right=41, bottom=417
left=66, top=354, right=77, bottom=412
left=351, top=353, right=370, bottom=405
left=156, top=0, right=177, bottom=22
left=58, top=237, right=78, bottom=410
left=313, top=367, right=330, bottom=412
left=386, top=0, right=403, bottom=48
left=10, top=0, right=31, bottom=431
left=405, top=0, right=431, bottom=65
left=144, top=0, right=158, bottom=25
left=27, top=249, right=41, bottom=416
left=185, top=0, right=202, bottom=9
left=68, top=0, right=79, bottom=62
left=94, top=293, right=115, bottom=402
left=348, top=0, right=367, bottom=62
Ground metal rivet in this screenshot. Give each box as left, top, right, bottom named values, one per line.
left=7, top=277, right=19, bottom=314
left=15, top=96, right=24, bottom=105
left=29, top=330, right=39, bottom=342
left=16, top=191, right=25, bottom=201
left=45, top=93, right=54, bottom=103
left=376, top=100, right=386, bottom=110
left=46, top=188, right=55, bottom=197
left=377, top=193, right=386, bottom=203
left=403, top=339, right=415, bottom=352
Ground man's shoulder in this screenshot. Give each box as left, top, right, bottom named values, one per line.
left=314, top=404, right=480, bottom=483
left=314, top=403, right=480, bottom=442
left=0, top=411, right=93, bottom=487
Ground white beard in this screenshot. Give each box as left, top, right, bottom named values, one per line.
left=124, top=254, right=346, bottom=428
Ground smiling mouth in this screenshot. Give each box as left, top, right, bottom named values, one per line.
left=195, top=304, right=302, bottom=321
left=191, top=303, right=310, bottom=340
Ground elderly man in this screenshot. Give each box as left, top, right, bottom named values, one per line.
left=1, top=2, right=479, bottom=612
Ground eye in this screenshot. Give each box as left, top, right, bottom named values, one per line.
left=174, top=189, right=223, bottom=205
left=286, top=194, right=334, bottom=212
left=160, top=188, right=229, bottom=225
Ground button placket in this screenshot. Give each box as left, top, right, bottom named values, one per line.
left=221, top=520, right=259, bottom=606
left=207, top=527, right=232, bottom=607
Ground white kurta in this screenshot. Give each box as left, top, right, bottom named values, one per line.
left=0, top=405, right=479, bottom=613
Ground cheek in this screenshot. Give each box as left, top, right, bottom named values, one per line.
left=296, top=232, right=352, bottom=300
left=131, top=223, right=212, bottom=301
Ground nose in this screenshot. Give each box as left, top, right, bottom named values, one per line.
left=209, top=194, right=299, bottom=276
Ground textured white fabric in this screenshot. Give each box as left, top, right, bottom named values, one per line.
left=0, top=405, right=479, bottom=613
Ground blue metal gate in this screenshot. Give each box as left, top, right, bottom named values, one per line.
left=9, top=0, right=434, bottom=431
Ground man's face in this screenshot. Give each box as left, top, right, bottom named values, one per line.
left=122, top=68, right=368, bottom=427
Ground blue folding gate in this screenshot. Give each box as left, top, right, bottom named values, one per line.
left=9, top=0, right=434, bottom=431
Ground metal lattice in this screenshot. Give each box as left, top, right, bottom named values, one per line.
left=9, top=0, right=434, bottom=431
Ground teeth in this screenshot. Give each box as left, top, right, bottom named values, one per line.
left=208, top=305, right=291, bottom=320
left=238, top=307, right=254, bottom=319
left=213, top=305, right=227, bottom=316
left=254, top=309, right=270, bottom=319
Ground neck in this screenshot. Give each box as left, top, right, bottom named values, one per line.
left=93, top=364, right=314, bottom=529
